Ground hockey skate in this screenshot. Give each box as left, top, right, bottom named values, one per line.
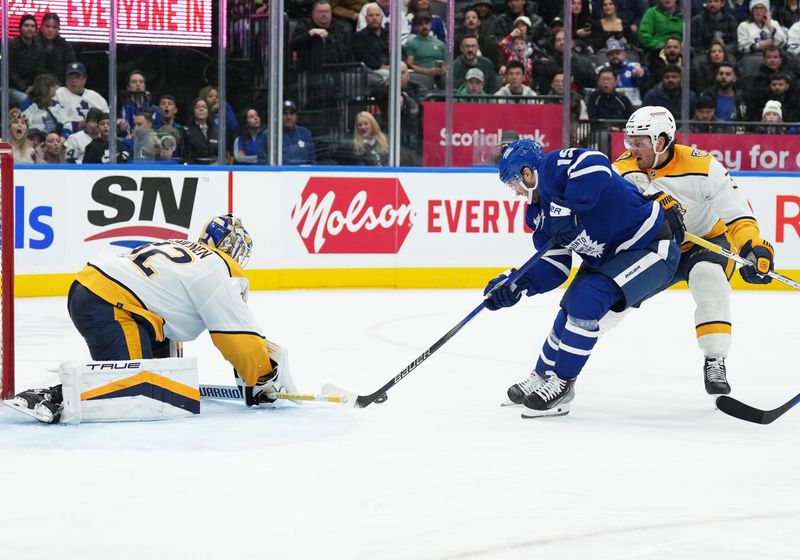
left=3, top=385, right=63, bottom=424
left=521, top=373, right=576, bottom=419
left=704, top=357, right=730, bottom=395
left=502, top=370, right=550, bottom=406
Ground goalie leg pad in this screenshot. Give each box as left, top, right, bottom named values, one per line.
left=688, top=261, right=732, bottom=358
left=59, top=357, right=200, bottom=424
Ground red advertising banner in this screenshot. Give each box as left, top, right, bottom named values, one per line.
left=422, top=102, right=563, bottom=167
left=292, top=177, right=413, bottom=254
left=3, top=0, right=211, bottom=47
left=611, top=132, right=800, bottom=172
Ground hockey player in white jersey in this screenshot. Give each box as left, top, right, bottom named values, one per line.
left=613, top=106, right=776, bottom=395
left=12, top=214, right=295, bottom=423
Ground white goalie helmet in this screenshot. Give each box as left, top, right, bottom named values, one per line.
left=624, top=106, right=676, bottom=150
left=199, top=214, right=253, bottom=267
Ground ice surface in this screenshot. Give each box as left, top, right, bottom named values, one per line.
left=1, top=289, right=798, bottom=559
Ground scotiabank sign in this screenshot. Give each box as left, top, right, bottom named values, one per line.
left=422, top=102, right=563, bottom=167
left=611, top=132, right=800, bottom=172
left=292, top=177, right=414, bottom=254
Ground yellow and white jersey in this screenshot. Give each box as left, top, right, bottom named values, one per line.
left=74, top=239, right=272, bottom=386
left=613, top=144, right=760, bottom=250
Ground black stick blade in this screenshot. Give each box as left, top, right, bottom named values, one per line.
left=716, top=393, right=800, bottom=425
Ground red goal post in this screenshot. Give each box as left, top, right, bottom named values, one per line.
left=0, top=143, right=14, bottom=399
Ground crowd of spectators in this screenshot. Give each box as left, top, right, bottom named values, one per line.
left=5, top=0, right=800, bottom=166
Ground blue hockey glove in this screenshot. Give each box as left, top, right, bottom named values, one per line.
left=483, top=269, right=530, bottom=311
left=648, top=191, right=686, bottom=245
left=739, top=238, right=774, bottom=284
left=548, top=201, right=583, bottom=248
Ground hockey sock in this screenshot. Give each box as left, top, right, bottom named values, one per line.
left=555, top=315, right=600, bottom=378
left=536, top=308, right=567, bottom=373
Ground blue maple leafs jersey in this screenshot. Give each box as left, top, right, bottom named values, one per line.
left=527, top=148, right=665, bottom=265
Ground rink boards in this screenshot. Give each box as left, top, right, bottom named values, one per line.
left=11, top=165, right=800, bottom=296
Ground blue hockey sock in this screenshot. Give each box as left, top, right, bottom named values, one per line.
left=556, top=315, right=600, bottom=379
left=536, top=308, right=567, bottom=373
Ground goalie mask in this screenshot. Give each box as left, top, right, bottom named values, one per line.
left=199, top=214, right=253, bottom=267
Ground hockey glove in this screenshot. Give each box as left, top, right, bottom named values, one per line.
left=548, top=201, right=583, bottom=248
left=242, top=360, right=282, bottom=406
left=483, top=269, right=530, bottom=311
left=649, top=191, right=686, bottom=245
left=738, top=238, right=774, bottom=284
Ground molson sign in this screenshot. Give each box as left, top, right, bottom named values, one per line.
left=292, top=177, right=414, bottom=254
left=422, top=102, right=563, bottom=167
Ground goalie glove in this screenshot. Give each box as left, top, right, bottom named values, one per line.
left=648, top=191, right=686, bottom=245
left=241, top=359, right=283, bottom=406
left=483, top=269, right=531, bottom=311
left=738, top=238, right=774, bottom=284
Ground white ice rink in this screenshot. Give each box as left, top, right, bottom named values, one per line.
left=1, top=287, right=798, bottom=559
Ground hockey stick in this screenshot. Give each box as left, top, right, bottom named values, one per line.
left=199, top=384, right=347, bottom=404
left=322, top=240, right=557, bottom=408
left=684, top=232, right=800, bottom=290
left=716, top=393, right=800, bottom=425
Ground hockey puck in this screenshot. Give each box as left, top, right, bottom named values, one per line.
left=374, top=393, right=388, bottom=404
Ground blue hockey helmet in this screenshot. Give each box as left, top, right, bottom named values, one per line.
left=498, top=139, right=544, bottom=201
left=199, top=214, right=253, bottom=267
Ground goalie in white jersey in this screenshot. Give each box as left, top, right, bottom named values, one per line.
left=13, top=214, right=293, bottom=422
left=613, top=106, right=776, bottom=395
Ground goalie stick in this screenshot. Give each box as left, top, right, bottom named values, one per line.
left=684, top=232, right=800, bottom=290
left=716, top=393, right=800, bottom=425
left=199, top=384, right=347, bottom=404
left=322, top=240, right=557, bottom=408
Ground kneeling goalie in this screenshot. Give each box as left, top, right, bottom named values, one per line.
left=11, top=214, right=296, bottom=423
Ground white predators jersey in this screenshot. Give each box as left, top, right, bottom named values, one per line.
left=613, top=144, right=760, bottom=250
left=75, top=239, right=271, bottom=385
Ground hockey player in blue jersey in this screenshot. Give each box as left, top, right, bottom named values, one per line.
left=485, top=139, right=684, bottom=417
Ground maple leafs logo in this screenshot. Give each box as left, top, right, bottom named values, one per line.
left=565, top=230, right=606, bottom=258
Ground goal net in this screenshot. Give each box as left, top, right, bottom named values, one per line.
left=0, top=143, right=14, bottom=399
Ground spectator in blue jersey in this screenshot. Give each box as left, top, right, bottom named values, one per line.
left=484, top=139, right=683, bottom=417
left=279, top=100, right=317, bottom=165
left=120, top=70, right=162, bottom=133
left=703, top=62, right=746, bottom=122
left=596, top=39, right=648, bottom=107
left=233, top=108, right=268, bottom=164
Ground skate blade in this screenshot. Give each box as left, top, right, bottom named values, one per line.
left=1, top=399, right=55, bottom=423
left=521, top=403, right=571, bottom=419
left=500, top=399, right=522, bottom=407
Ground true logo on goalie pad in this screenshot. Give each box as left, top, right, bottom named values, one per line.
left=59, top=358, right=200, bottom=423
left=86, top=361, right=142, bottom=371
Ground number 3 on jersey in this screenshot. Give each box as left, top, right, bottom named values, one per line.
left=130, top=241, right=193, bottom=277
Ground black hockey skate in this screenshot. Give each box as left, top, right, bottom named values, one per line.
left=521, top=374, right=576, bottom=418
left=704, top=357, right=730, bottom=395
left=505, top=370, right=549, bottom=405
left=11, top=385, right=63, bottom=424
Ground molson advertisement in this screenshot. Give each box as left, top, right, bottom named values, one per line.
left=11, top=167, right=800, bottom=295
